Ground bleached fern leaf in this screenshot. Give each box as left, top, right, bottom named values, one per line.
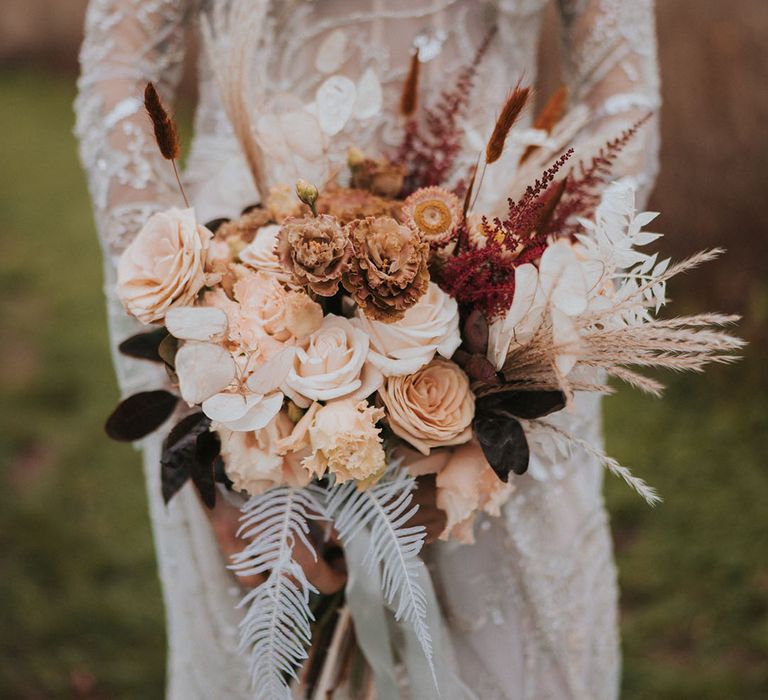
left=326, top=467, right=437, bottom=687
left=230, top=486, right=327, bottom=699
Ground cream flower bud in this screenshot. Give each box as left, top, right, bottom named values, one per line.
left=295, top=179, right=319, bottom=215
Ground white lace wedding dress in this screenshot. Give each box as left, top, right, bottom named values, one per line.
left=75, top=1, right=660, bottom=698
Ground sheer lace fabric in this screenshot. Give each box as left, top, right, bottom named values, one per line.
left=75, top=1, right=659, bottom=698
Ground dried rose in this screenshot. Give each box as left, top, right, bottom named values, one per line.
left=277, top=214, right=350, bottom=296
left=343, top=216, right=429, bottom=323
left=350, top=157, right=406, bottom=198
left=316, top=186, right=402, bottom=225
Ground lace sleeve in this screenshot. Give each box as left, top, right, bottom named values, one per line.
left=74, top=0, right=195, bottom=393
left=558, top=0, right=661, bottom=205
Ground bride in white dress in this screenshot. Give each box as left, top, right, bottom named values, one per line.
left=75, top=1, right=660, bottom=698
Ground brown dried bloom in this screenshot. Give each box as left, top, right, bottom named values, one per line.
left=343, top=216, right=429, bottom=323
left=316, top=186, right=402, bottom=225
left=350, top=157, right=406, bottom=198
left=402, top=186, right=462, bottom=251
left=277, top=214, right=351, bottom=296
left=216, top=207, right=273, bottom=244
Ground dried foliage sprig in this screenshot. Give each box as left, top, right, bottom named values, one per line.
left=547, top=114, right=651, bottom=237
left=396, top=26, right=497, bottom=193
left=144, top=82, right=188, bottom=207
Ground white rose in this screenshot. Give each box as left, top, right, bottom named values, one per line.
left=351, top=282, right=461, bottom=377
left=284, top=314, right=382, bottom=406
left=117, top=207, right=212, bottom=324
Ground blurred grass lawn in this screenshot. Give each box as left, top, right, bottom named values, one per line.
left=0, top=70, right=766, bottom=699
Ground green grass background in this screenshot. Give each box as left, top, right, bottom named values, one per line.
left=0, top=70, right=765, bottom=699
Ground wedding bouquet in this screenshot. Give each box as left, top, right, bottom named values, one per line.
left=105, top=17, right=742, bottom=699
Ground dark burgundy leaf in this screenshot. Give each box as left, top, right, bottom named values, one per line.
left=213, top=456, right=233, bottom=490
left=204, top=217, right=230, bottom=234
left=160, top=412, right=210, bottom=504
left=105, top=391, right=179, bottom=442
left=191, top=429, right=221, bottom=509
left=118, top=327, right=169, bottom=362
left=157, top=334, right=179, bottom=369
left=463, top=308, right=489, bottom=354
left=240, top=203, right=262, bottom=215
left=161, top=461, right=190, bottom=505
left=473, top=411, right=529, bottom=481
left=463, top=354, right=499, bottom=383
left=476, top=390, right=566, bottom=420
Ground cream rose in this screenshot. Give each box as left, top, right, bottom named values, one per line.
left=220, top=411, right=312, bottom=495
left=238, top=224, right=292, bottom=283
left=284, top=314, right=382, bottom=406
left=303, top=399, right=386, bottom=483
left=379, top=358, right=474, bottom=454
left=351, top=282, right=461, bottom=377
left=117, top=207, right=212, bottom=324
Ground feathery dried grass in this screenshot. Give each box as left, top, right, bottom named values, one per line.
left=485, top=86, right=530, bottom=164
left=400, top=52, right=420, bottom=117
left=144, top=82, right=179, bottom=160
left=201, top=0, right=269, bottom=198
left=519, top=85, right=568, bottom=164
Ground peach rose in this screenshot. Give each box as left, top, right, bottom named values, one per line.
left=303, top=399, right=386, bottom=483
left=219, top=410, right=312, bottom=495
left=379, top=358, right=474, bottom=454
left=436, top=442, right=514, bottom=544
left=351, top=282, right=460, bottom=377
left=284, top=314, right=382, bottom=406
left=117, top=207, right=212, bottom=324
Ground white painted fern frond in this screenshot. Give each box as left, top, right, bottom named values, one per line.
left=230, top=486, right=327, bottom=699
left=326, top=467, right=437, bottom=688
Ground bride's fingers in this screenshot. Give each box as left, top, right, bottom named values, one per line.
left=292, top=537, right=348, bottom=595
left=205, top=497, right=267, bottom=588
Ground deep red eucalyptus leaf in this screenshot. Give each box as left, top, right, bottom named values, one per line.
left=158, top=334, right=179, bottom=369
left=105, top=390, right=179, bottom=442
left=463, top=309, right=489, bottom=354
left=464, top=354, right=499, bottom=383
left=473, top=411, right=529, bottom=481
left=476, top=390, right=566, bottom=420
left=191, top=430, right=221, bottom=509
left=118, top=327, right=169, bottom=362
left=160, top=412, right=210, bottom=505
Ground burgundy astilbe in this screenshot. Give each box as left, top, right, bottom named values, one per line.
left=439, top=153, right=572, bottom=319
left=438, top=238, right=520, bottom=319
left=547, top=114, right=651, bottom=237
left=396, top=27, right=497, bottom=193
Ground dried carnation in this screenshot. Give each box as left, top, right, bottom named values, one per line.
left=350, top=157, right=406, bottom=198
left=277, top=214, right=351, bottom=297
left=402, top=186, right=462, bottom=253
left=316, top=186, right=402, bottom=225
left=343, top=216, right=430, bottom=323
